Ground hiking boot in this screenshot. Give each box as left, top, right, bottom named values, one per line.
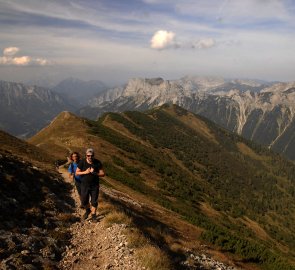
left=90, top=213, right=96, bottom=220
left=82, top=208, right=91, bottom=220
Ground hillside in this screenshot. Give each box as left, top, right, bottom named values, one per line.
left=0, top=130, right=76, bottom=269
left=0, top=129, right=56, bottom=167
left=30, top=104, right=295, bottom=269
left=1, top=121, right=242, bottom=270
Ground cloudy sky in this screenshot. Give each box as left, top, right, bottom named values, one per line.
left=0, top=0, right=295, bottom=86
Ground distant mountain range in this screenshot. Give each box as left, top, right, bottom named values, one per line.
left=30, top=105, right=295, bottom=269
left=1, top=76, right=295, bottom=161
left=0, top=80, right=75, bottom=138
left=0, top=78, right=107, bottom=138
left=78, top=76, right=295, bottom=160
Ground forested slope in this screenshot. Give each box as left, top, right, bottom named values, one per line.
left=87, top=104, right=295, bottom=270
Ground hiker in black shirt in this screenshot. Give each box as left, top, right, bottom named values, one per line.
left=76, top=148, right=105, bottom=220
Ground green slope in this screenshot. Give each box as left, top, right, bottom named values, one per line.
left=86, top=104, right=295, bottom=270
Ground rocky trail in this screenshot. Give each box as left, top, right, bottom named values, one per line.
left=58, top=169, right=145, bottom=270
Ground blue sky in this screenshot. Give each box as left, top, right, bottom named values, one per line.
left=0, top=0, right=295, bottom=86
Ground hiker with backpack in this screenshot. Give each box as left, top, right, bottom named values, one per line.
left=68, top=152, right=82, bottom=205
left=75, top=148, right=105, bottom=220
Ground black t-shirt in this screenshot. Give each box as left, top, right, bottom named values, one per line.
left=77, top=158, right=103, bottom=185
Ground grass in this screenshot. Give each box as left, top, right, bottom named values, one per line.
left=103, top=211, right=132, bottom=227
left=126, top=228, right=172, bottom=270
left=125, top=227, right=150, bottom=248
left=56, top=213, right=78, bottom=223
left=101, top=199, right=172, bottom=270
left=136, top=246, right=172, bottom=270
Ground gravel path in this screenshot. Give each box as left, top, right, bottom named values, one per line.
left=58, top=170, right=145, bottom=270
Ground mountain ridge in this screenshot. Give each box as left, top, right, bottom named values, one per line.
left=31, top=104, right=295, bottom=269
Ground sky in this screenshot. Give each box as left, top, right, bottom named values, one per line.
left=0, top=0, right=295, bottom=86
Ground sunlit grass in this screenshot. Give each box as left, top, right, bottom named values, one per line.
left=136, top=246, right=171, bottom=270
left=103, top=210, right=132, bottom=227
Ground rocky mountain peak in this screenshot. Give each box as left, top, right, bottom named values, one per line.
left=79, top=76, right=295, bottom=160
left=124, top=77, right=167, bottom=96
left=145, top=77, right=165, bottom=85
left=261, top=81, right=295, bottom=93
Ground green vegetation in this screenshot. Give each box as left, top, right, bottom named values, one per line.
left=104, top=162, right=149, bottom=194
left=202, top=229, right=294, bottom=270
left=87, top=105, right=295, bottom=269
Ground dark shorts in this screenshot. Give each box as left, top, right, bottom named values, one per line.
left=74, top=180, right=82, bottom=197
left=80, top=181, right=100, bottom=208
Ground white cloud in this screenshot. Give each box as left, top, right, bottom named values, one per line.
left=0, top=47, right=49, bottom=66
left=150, top=30, right=216, bottom=50
left=11, top=56, right=31, bottom=65
left=150, top=30, right=176, bottom=49
left=194, top=38, right=216, bottom=49
left=3, top=46, right=19, bottom=56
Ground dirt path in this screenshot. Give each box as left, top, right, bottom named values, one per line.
left=58, top=169, right=145, bottom=270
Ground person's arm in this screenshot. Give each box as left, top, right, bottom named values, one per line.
left=96, top=161, right=105, bottom=177
left=76, top=166, right=91, bottom=176
left=98, top=169, right=105, bottom=177
left=86, top=167, right=104, bottom=176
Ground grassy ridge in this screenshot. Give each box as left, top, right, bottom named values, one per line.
left=87, top=105, right=295, bottom=269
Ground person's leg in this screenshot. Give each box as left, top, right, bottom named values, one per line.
left=75, top=180, right=82, bottom=206
left=80, top=183, right=91, bottom=219
left=75, top=181, right=82, bottom=197
left=90, top=184, right=99, bottom=216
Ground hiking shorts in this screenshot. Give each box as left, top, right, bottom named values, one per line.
left=74, top=180, right=82, bottom=197
left=80, top=182, right=100, bottom=208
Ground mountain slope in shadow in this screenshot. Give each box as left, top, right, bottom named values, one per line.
left=0, top=130, right=77, bottom=269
